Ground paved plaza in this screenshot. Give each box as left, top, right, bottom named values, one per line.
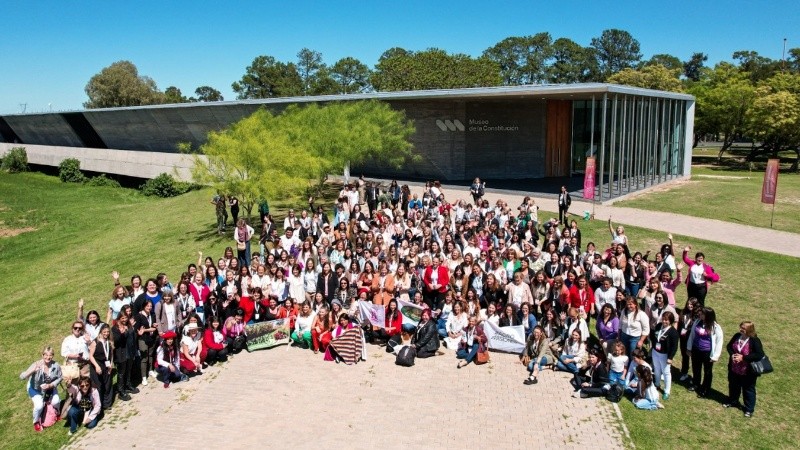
left=67, top=345, right=626, bottom=450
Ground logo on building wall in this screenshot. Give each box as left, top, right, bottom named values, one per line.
left=436, top=119, right=465, bottom=132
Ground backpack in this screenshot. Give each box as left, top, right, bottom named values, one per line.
left=606, top=383, right=624, bottom=403
left=395, top=346, right=416, bottom=367
left=42, top=403, right=59, bottom=428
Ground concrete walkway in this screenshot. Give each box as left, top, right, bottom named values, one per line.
left=66, top=347, right=626, bottom=450
left=399, top=181, right=799, bottom=258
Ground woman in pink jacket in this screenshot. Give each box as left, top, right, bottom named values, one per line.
left=682, top=246, right=720, bottom=307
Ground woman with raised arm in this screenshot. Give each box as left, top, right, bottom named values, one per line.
left=682, top=245, right=720, bottom=307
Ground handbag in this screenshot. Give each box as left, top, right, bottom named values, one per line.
left=62, top=361, right=80, bottom=381
left=750, top=355, right=773, bottom=375
left=237, top=241, right=246, bottom=251
left=475, top=344, right=490, bottom=365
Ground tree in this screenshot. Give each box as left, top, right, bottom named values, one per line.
left=744, top=73, right=800, bottom=170
left=591, top=29, right=642, bottom=79
left=548, top=38, right=599, bottom=83
left=191, top=101, right=416, bottom=215
left=84, top=60, right=165, bottom=108
left=643, top=54, right=683, bottom=72
left=788, top=48, right=800, bottom=73
left=683, top=52, right=708, bottom=82
left=296, top=48, right=325, bottom=95
left=231, top=55, right=303, bottom=99
left=164, top=86, right=188, bottom=103
left=195, top=86, right=224, bottom=102
left=371, top=47, right=501, bottom=91
left=330, top=57, right=372, bottom=94
left=607, top=64, right=683, bottom=92
left=482, top=33, right=553, bottom=85
left=687, top=63, right=755, bottom=159
left=732, top=50, right=781, bottom=82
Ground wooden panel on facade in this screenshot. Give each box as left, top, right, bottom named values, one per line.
left=545, top=100, right=572, bottom=177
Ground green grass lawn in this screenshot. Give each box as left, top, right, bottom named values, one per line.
left=617, top=166, right=800, bottom=233
left=0, top=172, right=796, bottom=449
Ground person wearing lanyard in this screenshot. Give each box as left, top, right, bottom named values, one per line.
left=651, top=312, right=679, bottom=400
left=456, top=316, right=487, bottom=368
left=725, top=321, right=765, bottom=418
left=88, top=324, right=114, bottom=410
left=687, top=307, right=723, bottom=398
left=136, top=301, right=159, bottom=386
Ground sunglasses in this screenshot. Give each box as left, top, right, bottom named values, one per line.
left=73, top=326, right=83, bottom=330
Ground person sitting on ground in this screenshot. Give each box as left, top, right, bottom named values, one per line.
left=203, top=315, right=228, bottom=365
left=180, top=323, right=204, bottom=376
left=311, top=305, right=333, bottom=354
left=522, top=325, right=556, bottom=385
left=456, top=316, right=488, bottom=369
left=633, top=364, right=663, bottom=410
left=156, top=330, right=187, bottom=388
left=572, top=347, right=610, bottom=398
left=323, top=313, right=357, bottom=362
left=223, top=308, right=247, bottom=353
left=443, top=301, right=468, bottom=350
left=374, top=299, right=403, bottom=347
left=65, top=376, right=101, bottom=435
left=555, top=329, right=586, bottom=374
left=291, top=301, right=316, bottom=349
left=20, top=346, right=62, bottom=432
left=412, top=309, right=440, bottom=358
left=624, top=348, right=651, bottom=393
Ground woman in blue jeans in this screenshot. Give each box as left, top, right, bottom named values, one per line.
left=456, top=316, right=487, bottom=368
left=66, top=377, right=101, bottom=435
left=555, top=329, right=586, bottom=374
left=522, top=325, right=556, bottom=385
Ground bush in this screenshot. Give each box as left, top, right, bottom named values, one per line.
left=140, top=173, right=198, bottom=198
left=58, top=158, right=86, bottom=183
left=1, top=147, right=29, bottom=173
left=86, top=174, right=121, bottom=188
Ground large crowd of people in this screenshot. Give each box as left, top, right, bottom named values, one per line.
left=21, top=176, right=767, bottom=437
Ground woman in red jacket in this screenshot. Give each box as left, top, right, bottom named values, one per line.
left=423, top=256, right=450, bottom=309
left=568, top=275, right=594, bottom=319
left=203, top=316, right=228, bottom=365
left=375, top=299, right=403, bottom=346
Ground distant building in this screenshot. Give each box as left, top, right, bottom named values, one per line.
left=0, top=84, right=694, bottom=200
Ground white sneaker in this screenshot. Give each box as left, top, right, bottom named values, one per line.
left=572, top=390, right=581, bottom=398
left=149, top=370, right=158, bottom=378
left=141, top=379, right=148, bottom=386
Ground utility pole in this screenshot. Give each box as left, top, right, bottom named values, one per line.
left=19, top=103, right=27, bottom=114
left=783, top=38, right=788, bottom=72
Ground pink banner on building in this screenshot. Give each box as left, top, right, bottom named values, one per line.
left=583, top=157, right=596, bottom=200
left=761, top=159, right=779, bottom=205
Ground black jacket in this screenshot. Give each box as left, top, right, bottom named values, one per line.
left=413, top=320, right=440, bottom=354
left=317, top=273, right=339, bottom=302
left=652, top=324, right=680, bottom=359
left=726, top=333, right=765, bottom=377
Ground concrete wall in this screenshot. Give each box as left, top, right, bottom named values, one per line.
left=0, top=143, right=196, bottom=180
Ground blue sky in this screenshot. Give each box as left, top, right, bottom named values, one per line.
left=1, top=0, right=797, bottom=114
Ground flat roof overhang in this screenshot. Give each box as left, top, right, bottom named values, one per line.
left=1, top=83, right=694, bottom=119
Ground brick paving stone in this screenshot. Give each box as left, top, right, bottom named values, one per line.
left=66, top=346, right=626, bottom=450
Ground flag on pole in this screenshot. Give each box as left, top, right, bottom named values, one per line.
left=357, top=301, right=385, bottom=328
left=761, top=159, right=779, bottom=204
left=483, top=320, right=526, bottom=353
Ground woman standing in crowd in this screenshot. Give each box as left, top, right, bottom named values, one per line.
left=652, top=312, right=679, bottom=400
left=682, top=245, right=720, bottom=306
left=678, top=298, right=700, bottom=382
left=687, top=307, right=723, bottom=398
left=135, top=301, right=159, bottom=386
left=619, top=296, right=650, bottom=357
left=235, top=218, right=255, bottom=268
left=88, top=324, right=113, bottom=409
left=112, top=312, right=138, bottom=400
left=725, top=321, right=765, bottom=418
left=20, top=346, right=62, bottom=432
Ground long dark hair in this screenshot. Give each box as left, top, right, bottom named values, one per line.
left=701, top=307, right=716, bottom=332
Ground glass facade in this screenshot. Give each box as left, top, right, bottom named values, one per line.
left=571, top=93, right=689, bottom=200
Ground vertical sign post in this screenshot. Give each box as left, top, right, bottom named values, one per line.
left=761, top=158, right=779, bottom=228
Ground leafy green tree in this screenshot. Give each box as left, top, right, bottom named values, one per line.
left=164, top=86, right=188, bottom=103
left=330, top=57, right=372, bottom=94
left=84, top=60, right=165, bottom=108
left=195, top=86, right=224, bottom=102
left=643, top=54, right=683, bottom=72
left=190, top=101, right=416, bottom=216
left=372, top=48, right=501, bottom=91
left=607, top=64, right=683, bottom=92
left=732, top=50, right=781, bottom=82
left=548, top=38, right=599, bottom=83
left=232, top=55, right=303, bottom=99
left=683, top=52, right=708, bottom=81
left=591, top=29, right=642, bottom=79
left=687, top=63, right=755, bottom=159
left=745, top=73, right=800, bottom=170
left=482, top=33, right=553, bottom=85
left=297, top=48, right=327, bottom=95
left=788, top=48, right=800, bottom=73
